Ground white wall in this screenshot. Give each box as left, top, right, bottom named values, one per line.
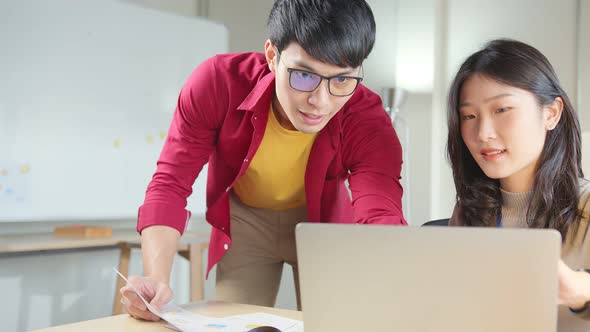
left=395, top=0, right=435, bottom=93
left=447, top=0, right=577, bottom=97
left=363, top=0, right=398, bottom=92
left=429, top=0, right=451, bottom=221
left=208, top=0, right=274, bottom=53
left=583, top=132, right=590, bottom=177
left=121, top=0, right=200, bottom=16
left=397, top=93, right=434, bottom=224
left=581, top=0, right=590, bottom=130
left=394, top=0, right=435, bottom=224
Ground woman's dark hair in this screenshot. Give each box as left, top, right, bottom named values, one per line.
left=447, top=38, right=583, bottom=238
left=267, top=0, right=375, bottom=68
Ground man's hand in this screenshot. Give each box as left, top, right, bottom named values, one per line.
left=120, top=275, right=173, bottom=321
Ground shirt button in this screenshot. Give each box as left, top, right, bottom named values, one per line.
left=243, top=158, right=248, bottom=163
left=223, top=244, right=229, bottom=250
left=225, top=187, right=230, bottom=192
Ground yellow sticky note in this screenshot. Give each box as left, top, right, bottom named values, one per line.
left=20, top=164, right=30, bottom=174
left=146, top=136, right=154, bottom=144
left=160, top=131, right=166, bottom=139
left=114, top=139, right=121, bottom=148
left=0, top=169, right=7, bottom=176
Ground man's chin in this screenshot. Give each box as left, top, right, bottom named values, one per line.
left=294, top=123, right=324, bottom=134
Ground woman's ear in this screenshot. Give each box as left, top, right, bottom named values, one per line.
left=544, top=96, right=564, bottom=130
left=264, top=39, right=277, bottom=72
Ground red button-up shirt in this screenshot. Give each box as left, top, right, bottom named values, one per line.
left=137, top=53, right=406, bottom=276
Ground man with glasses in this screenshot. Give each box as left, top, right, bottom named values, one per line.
left=121, top=0, right=405, bottom=320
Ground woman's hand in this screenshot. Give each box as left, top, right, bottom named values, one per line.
left=558, top=260, right=590, bottom=310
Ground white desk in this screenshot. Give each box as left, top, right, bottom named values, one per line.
left=31, top=301, right=302, bottom=332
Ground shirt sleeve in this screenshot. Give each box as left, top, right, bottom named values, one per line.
left=342, top=91, right=406, bottom=225
left=137, top=56, right=226, bottom=235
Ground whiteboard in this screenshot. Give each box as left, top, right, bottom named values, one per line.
left=0, top=0, right=228, bottom=221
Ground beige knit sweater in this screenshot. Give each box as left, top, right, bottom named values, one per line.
left=450, top=179, right=590, bottom=331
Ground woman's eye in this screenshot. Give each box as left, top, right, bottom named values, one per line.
left=461, top=114, right=475, bottom=120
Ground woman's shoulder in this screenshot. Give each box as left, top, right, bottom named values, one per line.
left=563, top=179, right=590, bottom=258
left=578, top=178, right=590, bottom=212
left=565, top=178, right=590, bottom=244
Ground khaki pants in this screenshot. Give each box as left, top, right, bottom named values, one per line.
left=215, top=193, right=307, bottom=309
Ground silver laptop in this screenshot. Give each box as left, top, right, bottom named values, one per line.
left=295, top=224, right=561, bottom=332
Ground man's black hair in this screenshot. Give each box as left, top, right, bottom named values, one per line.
left=267, top=0, right=376, bottom=68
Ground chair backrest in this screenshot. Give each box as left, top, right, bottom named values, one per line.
left=422, top=218, right=449, bottom=226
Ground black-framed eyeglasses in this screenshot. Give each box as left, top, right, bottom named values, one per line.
left=275, top=49, right=363, bottom=97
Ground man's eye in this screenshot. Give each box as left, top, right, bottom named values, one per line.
left=296, top=71, right=314, bottom=79
left=333, top=77, right=349, bottom=83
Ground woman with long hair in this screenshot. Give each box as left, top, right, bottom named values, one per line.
left=447, top=38, right=590, bottom=330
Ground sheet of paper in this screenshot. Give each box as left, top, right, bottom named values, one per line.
left=165, top=313, right=303, bottom=332
left=283, top=322, right=304, bottom=332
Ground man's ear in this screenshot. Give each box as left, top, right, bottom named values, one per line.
left=264, top=39, right=278, bottom=72
left=544, top=96, right=563, bottom=130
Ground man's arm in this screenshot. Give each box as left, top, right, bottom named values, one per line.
left=137, top=55, right=227, bottom=235
left=121, top=56, right=227, bottom=320
left=119, top=226, right=180, bottom=321
left=342, top=91, right=407, bottom=225
left=141, top=226, right=181, bottom=284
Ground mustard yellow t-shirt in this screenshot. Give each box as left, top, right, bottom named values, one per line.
left=232, top=107, right=317, bottom=210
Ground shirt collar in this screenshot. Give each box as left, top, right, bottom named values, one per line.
left=237, top=71, right=275, bottom=113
